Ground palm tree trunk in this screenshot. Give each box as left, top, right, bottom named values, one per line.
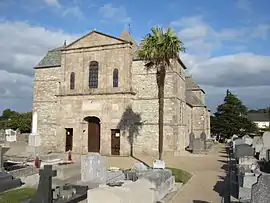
left=157, top=66, right=166, bottom=160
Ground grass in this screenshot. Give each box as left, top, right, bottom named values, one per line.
left=166, top=167, right=192, bottom=184
left=0, top=188, right=36, bottom=203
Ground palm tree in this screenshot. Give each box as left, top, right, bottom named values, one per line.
left=138, top=27, right=185, bottom=160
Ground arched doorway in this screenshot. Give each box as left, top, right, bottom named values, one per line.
left=84, top=116, right=100, bottom=153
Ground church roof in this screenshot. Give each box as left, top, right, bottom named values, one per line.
left=185, top=76, right=200, bottom=89
left=247, top=113, right=270, bottom=122
left=36, top=47, right=62, bottom=68
left=185, top=90, right=204, bottom=107
left=119, top=30, right=140, bottom=60
left=35, top=30, right=140, bottom=68
left=119, top=30, right=137, bottom=45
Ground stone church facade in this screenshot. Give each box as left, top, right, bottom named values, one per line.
left=32, top=30, right=211, bottom=156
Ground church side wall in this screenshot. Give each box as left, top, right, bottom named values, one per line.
left=131, top=60, right=187, bottom=156
left=184, top=104, right=193, bottom=147
left=192, top=106, right=209, bottom=138
left=190, top=90, right=205, bottom=105
left=33, top=67, right=60, bottom=152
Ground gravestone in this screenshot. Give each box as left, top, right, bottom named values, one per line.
left=136, top=169, right=175, bottom=201
left=262, top=131, right=270, bottom=148
left=0, top=172, right=22, bottom=193
left=30, top=165, right=57, bottom=203
left=259, top=132, right=270, bottom=160
left=251, top=174, right=270, bottom=203
left=0, top=129, right=5, bottom=141
left=81, top=154, right=107, bottom=184
left=243, top=135, right=253, bottom=145
left=0, top=144, right=10, bottom=172
left=252, top=136, right=263, bottom=153
left=232, top=134, right=239, bottom=140
left=189, top=132, right=195, bottom=150
left=235, top=144, right=254, bottom=159
left=29, top=165, right=88, bottom=203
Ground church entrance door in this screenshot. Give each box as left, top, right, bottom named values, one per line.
left=85, top=116, right=100, bottom=153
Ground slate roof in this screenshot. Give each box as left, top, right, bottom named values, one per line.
left=185, top=90, right=204, bottom=107
left=185, top=76, right=201, bottom=89
left=119, top=30, right=140, bottom=60
left=247, top=113, right=270, bottom=122
left=35, top=47, right=63, bottom=68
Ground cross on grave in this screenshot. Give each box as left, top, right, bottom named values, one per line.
left=30, top=165, right=57, bottom=203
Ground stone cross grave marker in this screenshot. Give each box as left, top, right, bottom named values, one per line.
left=251, top=174, right=270, bottom=203
left=30, top=165, right=57, bottom=203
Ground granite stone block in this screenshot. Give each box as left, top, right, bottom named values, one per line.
left=81, top=154, right=107, bottom=184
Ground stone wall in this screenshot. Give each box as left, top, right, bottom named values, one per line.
left=33, top=66, right=60, bottom=151
left=131, top=59, right=188, bottom=154
left=191, top=89, right=205, bottom=105
left=60, top=43, right=133, bottom=95
left=55, top=94, right=133, bottom=155
left=192, top=106, right=206, bottom=138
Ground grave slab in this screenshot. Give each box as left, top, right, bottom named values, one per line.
left=251, top=174, right=270, bottom=203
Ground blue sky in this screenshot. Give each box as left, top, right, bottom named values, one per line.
left=0, top=0, right=270, bottom=113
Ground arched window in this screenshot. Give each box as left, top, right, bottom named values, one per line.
left=113, top=69, right=118, bottom=87
left=89, top=61, right=98, bottom=88
left=70, top=72, right=75, bottom=90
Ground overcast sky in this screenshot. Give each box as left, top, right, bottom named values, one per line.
left=0, top=0, right=270, bottom=113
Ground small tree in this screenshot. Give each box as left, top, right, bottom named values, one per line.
left=211, top=90, right=258, bottom=138
left=138, top=27, right=185, bottom=160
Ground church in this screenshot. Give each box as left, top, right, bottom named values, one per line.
left=31, top=29, right=211, bottom=156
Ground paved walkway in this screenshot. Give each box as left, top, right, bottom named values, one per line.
left=170, top=144, right=227, bottom=203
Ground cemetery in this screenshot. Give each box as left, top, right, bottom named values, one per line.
left=227, top=131, right=270, bottom=202
left=0, top=136, right=191, bottom=203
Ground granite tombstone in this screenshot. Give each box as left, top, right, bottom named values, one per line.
left=235, top=144, right=254, bottom=159
left=251, top=174, right=270, bottom=203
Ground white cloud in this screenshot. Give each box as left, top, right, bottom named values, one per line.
left=236, top=0, right=252, bottom=12
left=171, top=16, right=270, bottom=111
left=0, top=21, right=78, bottom=112
left=62, top=6, right=85, bottom=20
left=41, top=0, right=85, bottom=19
left=44, top=0, right=61, bottom=8
left=99, top=4, right=131, bottom=24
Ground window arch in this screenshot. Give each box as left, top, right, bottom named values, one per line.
left=70, top=72, right=75, bottom=90
left=89, top=61, right=99, bottom=88
left=113, top=69, right=118, bottom=87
